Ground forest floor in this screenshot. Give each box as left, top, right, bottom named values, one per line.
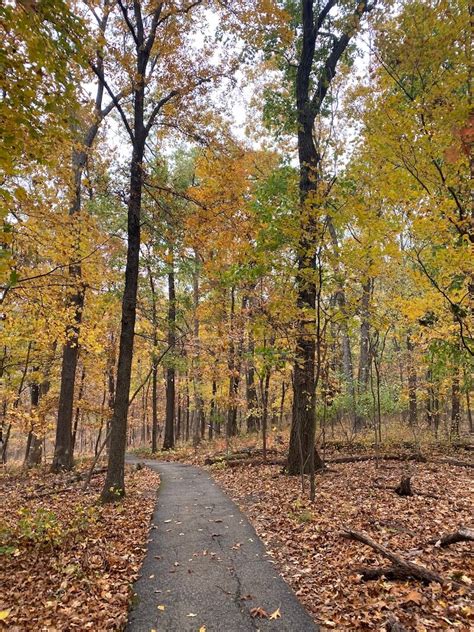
left=0, top=462, right=159, bottom=630
left=136, top=434, right=474, bottom=631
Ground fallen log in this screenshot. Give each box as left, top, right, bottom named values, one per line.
left=373, top=481, right=441, bottom=500
left=429, top=527, right=474, bottom=547
left=219, top=457, right=286, bottom=468
left=437, top=458, right=474, bottom=469
left=354, top=566, right=414, bottom=581
left=26, top=486, right=75, bottom=500
left=204, top=448, right=278, bottom=465
left=329, top=453, right=426, bottom=464
left=26, top=468, right=108, bottom=499
left=342, top=529, right=447, bottom=585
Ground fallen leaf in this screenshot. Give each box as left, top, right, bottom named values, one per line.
left=403, top=591, right=423, bottom=605
left=250, top=607, right=269, bottom=619
left=0, top=610, right=10, bottom=621
left=187, top=613, right=198, bottom=617
left=269, top=607, right=281, bottom=620
left=157, top=605, right=166, bottom=611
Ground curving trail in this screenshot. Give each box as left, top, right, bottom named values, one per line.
left=126, top=460, right=318, bottom=632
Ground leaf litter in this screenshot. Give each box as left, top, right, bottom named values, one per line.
left=212, top=459, right=473, bottom=630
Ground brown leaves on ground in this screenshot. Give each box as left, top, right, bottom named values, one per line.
left=0, top=463, right=159, bottom=630
left=212, top=459, right=473, bottom=630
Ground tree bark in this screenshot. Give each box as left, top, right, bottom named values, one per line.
left=227, top=287, right=239, bottom=437
left=71, top=365, right=86, bottom=455
left=451, top=365, right=461, bottom=438
left=467, top=387, right=474, bottom=433
left=101, top=138, right=144, bottom=500
left=355, top=278, right=372, bottom=431
left=148, top=264, right=159, bottom=453
left=26, top=381, right=43, bottom=467
left=192, top=249, right=205, bottom=444
left=163, top=261, right=176, bottom=450
left=209, top=377, right=217, bottom=440
left=246, top=324, right=259, bottom=433
left=406, top=335, right=418, bottom=426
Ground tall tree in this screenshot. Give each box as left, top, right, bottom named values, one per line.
left=97, top=0, right=217, bottom=500
left=287, top=0, right=372, bottom=475
left=52, top=3, right=119, bottom=471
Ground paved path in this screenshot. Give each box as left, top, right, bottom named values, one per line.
left=126, top=460, right=318, bottom=632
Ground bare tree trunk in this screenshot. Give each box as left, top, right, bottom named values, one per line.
left=246, top=333, right=259, bottom=434
left=26, top=375, right=51, bottom=468
left=326, top=218, right=357, bottom=429
left=406, top=335, right=418, bottom=426
left=451, top=366, right=461, bottom=438
left=192, top=249, right=205, bottom=445
left=71, top=365, right=86, bottom=455
left=163, top=260, right=176, bottom=450
left=261, top=370, right=271, bottom=459
left=279, top=381, right=286, bottom=428
left=467, top=388, right=474, bottom=433
left=148, top=264, right=159, bottom=453
left=185, top=384, right=190, bottom=442
left=227, top=287, right=239, bottom=437
left=25, top=383, right=42, bottom=467
left=105, top=334, right=116, bottom=454
left=209, top=377, right=217, bottom=440
left=355, top=278, right=372, bottom=431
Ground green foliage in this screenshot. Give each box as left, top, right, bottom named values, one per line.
left=1, top=505, right=99, bottom=553
left=16, top=508, right=62, bottom=549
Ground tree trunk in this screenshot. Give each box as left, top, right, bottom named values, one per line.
left=355, top=278, right=372, bottom=431
left=279, top=381, right=286, bottom=429
left=26, top=384, right=42, bottom=467
left=148, top=264, right=159, bottom=453
left=406, top=335, right=418, bottom=426
left=209, top=377, right=217, bottom=440
left=226, top=287, right=239, bottom=437
left=101, top=134, right=145, bottom=501
left=192, top=249, right=205, bottom=445
left=163, top=261, right=176, bottom=450
left=71, top=365, right=86, bottom=455
left=467, top=388, right=473, bottom=433
left=185, top=385, right=190, bottom=442
left=246, top=327, right=259, bottom=433
left=287, top=137, right=319, bottom=474
left=326, top=218, right=357, bottom=430
left=151, top=362, right=158, bottom=452
left=262, top=370, right=271, bottom=459
left=52, top=141, right=90, bottom=472
left=451, top=366, right=461, bottom=438
left=26, top=376, right=51, bottom=468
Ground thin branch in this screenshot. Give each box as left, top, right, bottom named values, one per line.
left=89, top=62, right=134, bottom=143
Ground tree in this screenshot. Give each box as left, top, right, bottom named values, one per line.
left=287, top=0, right=373, bottom=475
left=52, top=2, right=121, bottom=471
left=97, top=1, right=222, bottom=500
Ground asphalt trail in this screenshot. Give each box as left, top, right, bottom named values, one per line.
left=126, top=460, right=318, bottom=632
